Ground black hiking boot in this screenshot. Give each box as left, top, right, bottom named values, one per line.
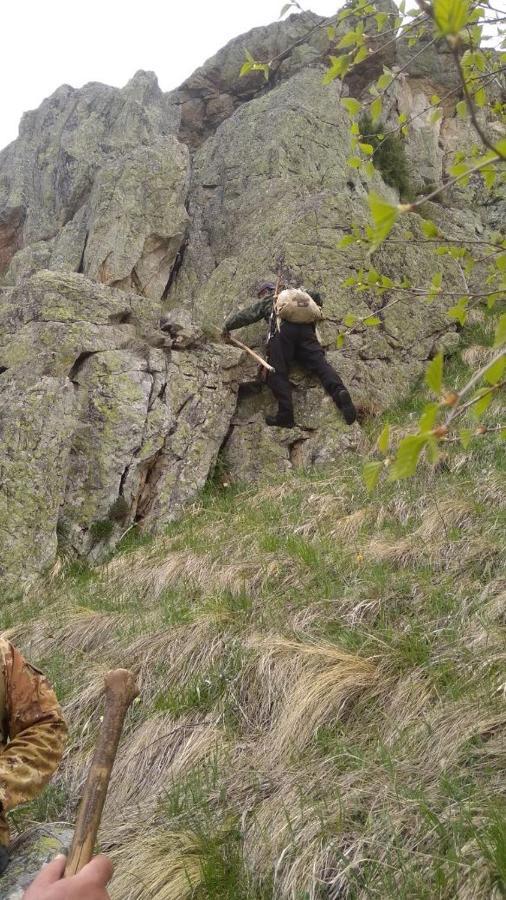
left=335, top=389, right=357, bottom=425
left=265, top=414, right=295, bottom=428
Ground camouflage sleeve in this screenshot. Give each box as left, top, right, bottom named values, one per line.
left=0, top=640, right=67, bottom=813
left=224, top=296, right=273, bottom=331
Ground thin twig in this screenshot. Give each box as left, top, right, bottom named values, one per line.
left=445, top=349, right=506, bottom=425
left=452, top=45, right=506, bottom=159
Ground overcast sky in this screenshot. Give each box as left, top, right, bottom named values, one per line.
left=0, top=0, right=344, bottom=151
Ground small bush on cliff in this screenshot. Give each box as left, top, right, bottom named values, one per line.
left=359, top=113, right=412, bottom=199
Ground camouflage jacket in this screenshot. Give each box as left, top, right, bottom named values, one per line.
left=0, top=638, right=68, bottom=847
left=224, top=294, right=275, bottom=332
left=224, top=291, right=323, bottom=333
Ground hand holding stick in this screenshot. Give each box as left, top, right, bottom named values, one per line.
left=64, top=669, right=139, bottom=877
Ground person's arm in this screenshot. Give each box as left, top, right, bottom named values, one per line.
left=23, top=854, right=112, bottom=899
left=0, top=640, right=68, bottom=814
left=223, top=295, right=273, bottom=332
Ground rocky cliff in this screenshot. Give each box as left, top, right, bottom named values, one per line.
left=0, top=8, right=503, bottom=587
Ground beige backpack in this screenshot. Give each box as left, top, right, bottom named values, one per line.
left=275, top=288, right=323, bottom=325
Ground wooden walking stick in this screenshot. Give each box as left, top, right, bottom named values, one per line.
left=64, top=669, right=139, bottom=877
left=212, top=326, right=274, bottom=373
left=227, top=334, right=275, bottom=373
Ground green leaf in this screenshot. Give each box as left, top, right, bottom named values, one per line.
left=419, top=402, right=439, bottom=432
left=426, top=436, right=440, bottom=464
left=434, top=0, right=471, bottom=35
left=456, top=100, right=468, bottom=118
left=483, top=167, right=496, bottom=190
left=363, top=460, right=383, bottom=493
left=474, top=87, right=486, bottom=108
left=359, top=143, right=375, bottom=156
left=422, top=220, right=439, bottom=238
left=431, top=94, right=441, bottom=105
left=483, top=354, right=506, bottom=385
left=494, top=314, right=506, bottom=348
left=363, top=315, right=381, bottom=326
left=351, top=122, right=360, bottom=135
left=371, top=96, right=382, bottom=123
left=336, top=333, right=345, bottom=349
left=240, top=61, right=253, bottom=77
left=341, top=97, right=361, bottom=117
left=323, top=55, right=350, bottom=84
left=338, top=234, right=356, bottom=249
left=447, top=297, right=468, bottom=325
left=338, top=30, right=359, bottom=49
left=353, top=45, right=369, bottom=65
left=398, top=112, right=408, bottom=124
left=430, top=108, right=443, bottom=124
left=431, top=271, right=443, bottom=290
left=496, top=253, right=506, bottom=274
left=375, top=11, right=389, bottom=31
left=344, top=313, right=357, bottom=327
left=425, top=352, right=444, bottom=395
left=347, top=156, right=363, bottom=168
left=377, top=424, right=390, bottom=454
left=377, top=71, right=393, bottom=90
left=368, top=192, right=399, bottom=251
left=459, top=428, right=472, bottom=449
left=389, top=434, right=428, bottom=480
left=470, top=389, right=493, bottom=418
left=449, top=161, right=469, bottom=178
left=326, top=24, right=336, bottom=39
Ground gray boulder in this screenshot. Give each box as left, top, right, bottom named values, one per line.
left=0, top=825, right=73, bottom=898
left=0, top=271, right=241, bottom=587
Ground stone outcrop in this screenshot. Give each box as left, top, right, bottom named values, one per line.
left=0, top=271, right=241, bottom=586
left=0, top=825, right=73, bottom=899
left=0, top=9, right=503, bottom=587
left=0, top=72, right=188, bottom=299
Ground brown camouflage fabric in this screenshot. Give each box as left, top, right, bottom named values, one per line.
left=0, top=638, right=67, bottom=847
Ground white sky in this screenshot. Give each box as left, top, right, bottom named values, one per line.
left=0, top=0, right=341, bottom=151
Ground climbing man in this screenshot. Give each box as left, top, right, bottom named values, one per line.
left=223, top=280, right=357, bottom=428
left=0, top=637, right=68, bottom=876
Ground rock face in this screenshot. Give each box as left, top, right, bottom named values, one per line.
left=0, top=72, right=188, bottom=298
left=0, top=271, right=241, bottom=586
left=0, top=825, right=73, bottom=898
left=0, top=11, right=503, bottom=586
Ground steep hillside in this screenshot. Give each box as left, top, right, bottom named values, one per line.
left=1, top=6, right=503, bottom=588
left=2, top=316, right=505, bottom=898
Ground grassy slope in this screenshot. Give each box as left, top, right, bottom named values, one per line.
left=2, top=323, right=505, bottom=900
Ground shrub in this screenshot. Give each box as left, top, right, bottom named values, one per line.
left=359, top=113, right=413, bottom=199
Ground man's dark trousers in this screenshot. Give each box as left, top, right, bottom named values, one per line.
left=266, top=321, right=347, bottom=421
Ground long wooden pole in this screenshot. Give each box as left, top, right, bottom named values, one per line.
left=64, top=669, right=139, bottom=877
left=227, top=334, right=275, bottom=373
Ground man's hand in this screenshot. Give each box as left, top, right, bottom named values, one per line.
left=23, top=854, right=113, bottom=900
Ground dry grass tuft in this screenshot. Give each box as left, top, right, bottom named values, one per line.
left=106, top=545, right=300, bottom=600
left=110, top=829, right=203, bottom=900
left=251, top=636, right=381, bottom=757
left=107, top=715, right=223, bottom=812
left=461, top=344, right=496, bottom=368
